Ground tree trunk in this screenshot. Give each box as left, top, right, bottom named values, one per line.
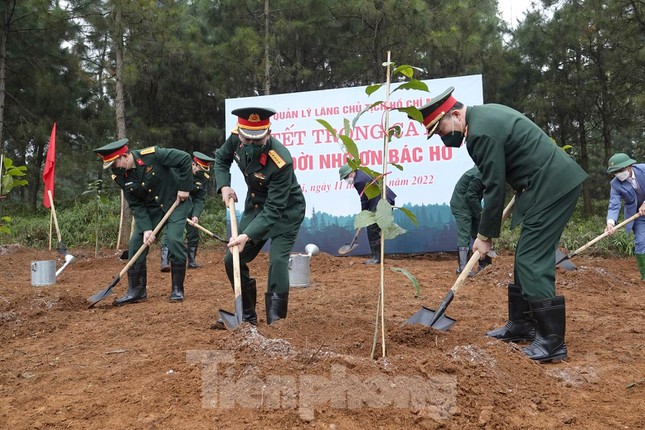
left=114, top=4, right=131, bottom=249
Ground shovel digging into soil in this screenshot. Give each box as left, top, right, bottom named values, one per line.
left=87, top=200, right=179, bottom=307
left=338, top=228, right=361, bottom=255
left=556, top=212, right=641, bottom=271
left=405, top=195, right=516, bottom=330
left=218, top=198, right=243, bottom=330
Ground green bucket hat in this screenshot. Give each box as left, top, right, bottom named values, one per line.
left=339, top=164, right=353, bottom=180
left=606, top=153, right=636, bottom=174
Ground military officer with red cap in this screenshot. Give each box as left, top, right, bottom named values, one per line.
left=93, top=138, right=194, bottom=305
left=213, top=107, right=306, bottom=327
left=160, top=151, right=215, bottom=271
left=415, top=88, right=588, bottom=363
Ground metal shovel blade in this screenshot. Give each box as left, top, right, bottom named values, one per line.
left=555, top=248, right=577, bottom=271
left=338, top=242, right=359, bottom=255
left=403, top=306, right=456, bottom=331
left=218, top=295, right=243, bottom=330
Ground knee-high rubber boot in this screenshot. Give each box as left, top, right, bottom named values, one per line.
left=522, top=296, right=567, bottom=363
left=456, top=246, right=476, bottom=276
left=187, top=245, right=199, bottom=269
left=265, top=292, right=289, bottom=325
left=160, top=245, right=170, bottom=272
left=242, top=278, right=258, bottom=325
left=113, top=263, right=147, bottom=305
left=169, top=263, right=186, bottom=302
left=364, top=241, right=381, bottom=265
left=636, top=254, right=645, bottom=281
left=487, top=284, right=535, bottom=342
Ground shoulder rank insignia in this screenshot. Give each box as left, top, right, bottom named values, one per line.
left=140, top=146, right=156, bottom=155
left=268, top=149, right=285, bottom=169
left=231, top=125, right=239, bottom=135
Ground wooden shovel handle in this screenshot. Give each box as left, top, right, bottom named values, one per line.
left=451, top=195, right=516, bottom=294
left=227, top=198, right=242, bottom=303
left=119, top=200, right=179, bottom=278
left=571, top=212, right=641, bottom=257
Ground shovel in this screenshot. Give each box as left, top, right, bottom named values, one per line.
left=405, top=195, right=516, bottom=329
left=556, top=212, right=642, bottom=271
left=338, top=228, right=361, bottom=255
left=218, top=198, right=243, bottom=329
left=185, top=218, right=228, bottom=243
left=87, top=200, right=179, bottom=307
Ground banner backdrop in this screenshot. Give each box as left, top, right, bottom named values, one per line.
left=224, top=74, right=484, bottom=255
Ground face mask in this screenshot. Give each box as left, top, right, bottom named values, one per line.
left=440, top=116, right=465, bottom=148
left=242, top=143, right=264, bottom=158
left=614, top=170, right=630, bottom=182
left=345, top=177, right=354, bottom=186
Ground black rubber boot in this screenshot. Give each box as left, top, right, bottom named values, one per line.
left=242, top=278, right=258, bottom=325
left=169, top=263, right=186, bottom=302
left=487, top=284, right=535, bottom=342
left=523, top=296, right=567, bottom=363
left=113, top=263, right=147, bottom=305
left=160, top=245, right=170, bottom=272
left=265, top=292, right=289, bottom=325
left=210, top=279, right=257, bottom=329
left=456, top=246, right=475, bottom=276
left=187, top=245, right=199, bottom=269
left=364, top=241, right=381, bottom=265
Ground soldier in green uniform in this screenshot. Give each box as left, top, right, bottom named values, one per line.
left=417, top=87, right=588, bottom=363
left=93, top=138, right=194, bottom=305
left=213, top=107, right=306, bottom=326
left=160, top=151, right=214, bottom=271
left=449, top=166, right=489, bottom=276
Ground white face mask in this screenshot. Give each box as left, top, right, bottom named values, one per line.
left=614, top=170, right=630, bottom=182
left=345, top=177, right=354, bottom=186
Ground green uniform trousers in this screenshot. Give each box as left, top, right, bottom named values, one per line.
left=224, top=228, right=299, bottom=294
left=453, top=209, right=480, bottom=248
left=514, top=185, right=581, bottom=301
left=130, top=201, right=193, bottom=266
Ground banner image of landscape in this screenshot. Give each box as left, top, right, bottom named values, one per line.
left=224, top=74, right=484, bottom=255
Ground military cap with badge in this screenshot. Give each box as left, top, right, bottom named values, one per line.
left=193, top=151, right=215, bottom=172
left=93, top=138, right=130, bottom=169
left=232, top=107, right=276, bottom=139
left=410, top=86, right=458, bottom=137
left=232, top=107, right=286, bottom=169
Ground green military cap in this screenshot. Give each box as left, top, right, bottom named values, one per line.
left=410, top=87, right=457, bottom=138
left=339, top=164, right=353, bottom=180
left=232, top=107, right=276, bottom=139
left=606, top=153, right=636, bottom=173
left=93, top=138, right=129, bottom=169
left=193, top=151, right=215, bottom=170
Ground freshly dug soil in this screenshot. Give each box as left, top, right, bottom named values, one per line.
left=1, top=244, right=643, bottom=429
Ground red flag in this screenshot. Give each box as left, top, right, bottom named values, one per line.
left=42, top=123, right=56, bottom=208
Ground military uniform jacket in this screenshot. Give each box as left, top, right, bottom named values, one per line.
left=213, top=134, right=306, bottom=242
left=190, top=171, right=209, bottom=218
left=465, top=104, right=588, bottom=238
left=111, top=146, right=193, bottom=231
left=607, top=164, right=645, bottom=234
left=353, top=170, right=396, bottom=211
left=449, top=166, right=484, bottom=216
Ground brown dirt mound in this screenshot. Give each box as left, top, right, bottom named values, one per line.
left=0, top=245, right=643, bottom=429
